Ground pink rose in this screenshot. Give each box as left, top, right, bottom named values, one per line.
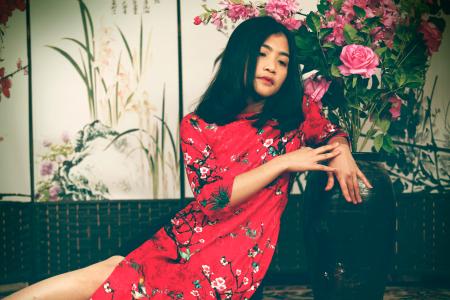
left=303, top=75, right=331, bottom=109
left=193, top=16, right=202, bottom=25
left=388, top=95, right=402, bottom=120
left=419, top=19, right=442, bottom=54
left=338, top=44, right=379, bottom=78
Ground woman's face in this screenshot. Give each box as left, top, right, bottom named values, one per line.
left=252, top=33, right=289, bottom=99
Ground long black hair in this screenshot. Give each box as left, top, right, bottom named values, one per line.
left=194, top=16, right=304, bottom=133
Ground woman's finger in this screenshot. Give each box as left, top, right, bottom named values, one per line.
left=310, top=164, right=337, bottom=172
left=353, top=175, right=361, bottom=203
left=314, top=143, right=340, bottom=154
left=324, top=171, right=334, bottom=191
left=314, top=150, right=341, bottom=162
left=357, top=169, right=373, bottom=188
left=346, top=175, right=357, bottom=204
left=337, top=176, right=352, bottom=202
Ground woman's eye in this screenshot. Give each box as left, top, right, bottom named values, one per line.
left=279, top=61, right=288, bottom=66
left=259, top=52, right=267, bottom=57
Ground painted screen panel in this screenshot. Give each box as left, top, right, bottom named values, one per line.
left=31, top=0, right=179, bottom=201
left=0, top=6, right=30, bottom=202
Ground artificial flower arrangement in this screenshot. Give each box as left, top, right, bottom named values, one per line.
left=194, top=0, right=447, bottom=155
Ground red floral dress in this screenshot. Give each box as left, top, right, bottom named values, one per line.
left=89, top=96, right=349, bottom=300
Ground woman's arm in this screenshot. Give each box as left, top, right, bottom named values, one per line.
left=181, top=114, right=342, bottom=218
left=299, top=95, right=373, bottom=205
left=229, top=142, right=342, bottom=207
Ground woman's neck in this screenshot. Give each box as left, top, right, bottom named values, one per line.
left=242, top=99, right=265, bottom=113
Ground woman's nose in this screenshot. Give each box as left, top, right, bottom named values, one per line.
left=263, top=63, right=275, bottom=73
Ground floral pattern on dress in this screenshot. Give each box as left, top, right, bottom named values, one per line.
left=90, top=100, right=349, bottom=300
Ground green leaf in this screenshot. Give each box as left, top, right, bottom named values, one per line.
left=306, top=12, right=321, bottom=33
left=353, top=5, right=366, bottom=18
left=382, top=135, right=395, bottom=153
left=366, top=127, right=377, bottom=138
left=117, top=26, right=134, bottom=68
left=352, top=76, right=357, bottom=88
left=331, top=64, right=341, bottom=77
left=295, top=35, right=311, bottom=49
left=322, top=42, right=336, bottom=48
left=374, top=134, right=383, bottom=152
left=179, top=249, right=191, bottom=261
left=395, top=72, right=407, bottom=87
left=364, top=16, right=381, bottom=26
left=319, top=28, right=333, bottom=40
left=47, top=46, right=89, bottom=87
left=333, top=0, right=344, bottom=10
left=377, top=119, right=391, bottom=133
left=374, top=47, right=387, bottom=56
left=317, top=3, right=329, bottom=14
left=343, top=24, right=359, bottom=44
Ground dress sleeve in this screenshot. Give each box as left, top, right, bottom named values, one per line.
left=299, top=95, right=351, bottom=148
left=180, top=114, right=235, bottom=219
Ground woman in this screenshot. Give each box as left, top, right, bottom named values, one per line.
left=6, top=16, right=371, bottom=300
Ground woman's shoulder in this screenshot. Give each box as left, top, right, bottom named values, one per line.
left=180, top=112, right=221, bottom=138
left=181, top=112, right=206, bottom=130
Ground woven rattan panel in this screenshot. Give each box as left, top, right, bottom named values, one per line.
left=32, top=201, right=181, bottom=281
left=0, top=202, right=32, bottom=283
left=1, top=193, right=449, bottom=284
left=392, top=193, right=450, bottom=282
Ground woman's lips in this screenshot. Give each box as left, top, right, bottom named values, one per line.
left=258, top=77, right=274, bottom=85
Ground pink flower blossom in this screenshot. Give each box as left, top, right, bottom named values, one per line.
left=303, top=75, right=331, bottom=109
left=265, top=0, right=299, bottom=22
left=40, top=161, right=54, bottom=176
left=370, top=26, right=395, bottom=48
left=62, top=131, right=70, bottom=143
left=419, top=19, right=442, bottom=54
left=388, top=95, right=402, bottom=120
left=224, top=2, right=259, bottom=22
left=193, top=16, right=202, bottom=25
left=43, top=139, right=52, bottom=147
left=263, top=138, right=273, bottom=147
left=211, top=12, right=224, bottom=30
left=323, top=12, right=348, bottom=46
left=0, top=67, right=12, bottom=98
left=338, top=44, right=379, bottom=78
left=211, top=277, right=227, bottom=291
left=281, top=17, right=301, bottom=30
left=341, top=0, right=372, bottom=19
left=49, top=184, right=61, bottom=201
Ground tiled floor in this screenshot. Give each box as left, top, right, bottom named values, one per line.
left=263, top=285, right=450, bottom=299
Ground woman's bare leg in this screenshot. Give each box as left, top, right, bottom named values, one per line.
left=4, top=255, right=124, bottom=300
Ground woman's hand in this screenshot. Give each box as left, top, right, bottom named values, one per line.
left=278, top=142, right=342, bottom=173
left=325, top=144, right=373, bottom=204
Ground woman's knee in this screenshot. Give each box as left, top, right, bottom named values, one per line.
left=81, top=256, right=125, bottom=291
left=104, top=255, right=125, bottom=267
